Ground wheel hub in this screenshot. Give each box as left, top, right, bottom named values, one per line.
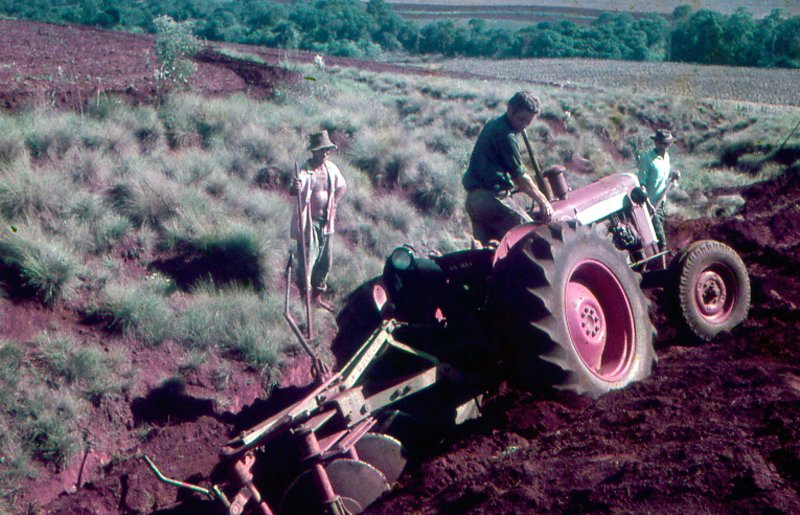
left=695, top=270, right=727, bottom=317
left=564, top=259, right=635, bottom=382
left=566, top=282, right=607, bottom=372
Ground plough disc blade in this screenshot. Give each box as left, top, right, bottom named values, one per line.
left=374, top=409, right=429, bottom=458
left=354, top=433, right=407, bottom=484
left=278, top=458, right=389, bottom=515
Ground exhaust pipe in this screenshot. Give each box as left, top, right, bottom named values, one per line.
left=544, top=165, right=570, bottom=200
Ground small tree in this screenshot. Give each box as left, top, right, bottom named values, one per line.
left=152, top=15, right=200, bottom=88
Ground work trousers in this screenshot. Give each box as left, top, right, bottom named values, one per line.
left=652, top=204, right=667, bottom=251
left=296, top=218, right=332, bottom=293
left=465, top=188, right=531, bottom=245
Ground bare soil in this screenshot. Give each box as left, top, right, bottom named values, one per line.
left=1, top=19, right=799, bottom=515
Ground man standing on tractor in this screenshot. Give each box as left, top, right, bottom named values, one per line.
left=462, top=90, right=554, bottom=246
left=290, top=130, right=347, bottom=311
left=638, top=129, right=681, bottom=252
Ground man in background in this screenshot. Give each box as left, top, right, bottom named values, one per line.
left=638, top=128, right=681, bottom=252
left=462, top=90, right=553, bottom=246
left=290, top=130, right=347, bottom=311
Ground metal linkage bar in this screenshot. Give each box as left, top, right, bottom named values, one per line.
left=143, top=456, right=232, bottom=509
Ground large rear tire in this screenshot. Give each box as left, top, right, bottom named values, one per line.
left=491, top=222, right=656, bottom=398
left=671, top=240, right=750, bottom=341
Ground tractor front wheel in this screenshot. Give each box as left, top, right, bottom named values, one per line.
left=671, top=240, right=750, bottom=341
left=491, top=222, right=656, bottom=398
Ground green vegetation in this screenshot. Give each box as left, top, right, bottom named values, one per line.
left=152, top=15, right=201, bottom=89
left=0, top=1, right=798, bottom=68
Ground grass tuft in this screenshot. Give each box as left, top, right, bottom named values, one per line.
left=87, top=281, right=175, bottom=346
left=178, top=283, right=292, bottom=369
left=0, top=227, right=78, bottom=305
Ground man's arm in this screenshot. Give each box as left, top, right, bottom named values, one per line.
left=513, top=173, right=553, bottom=220
left=328, top=161, right=347, bottom=203
left=334, top=181, right=346, bottom=203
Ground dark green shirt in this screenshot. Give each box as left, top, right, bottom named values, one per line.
left=462, top=113, right=525, bottom=192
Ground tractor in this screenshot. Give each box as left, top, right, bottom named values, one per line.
left=146, top=167, right=751, bottom=514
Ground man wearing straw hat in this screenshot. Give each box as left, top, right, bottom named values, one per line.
left=290, top=130, right=347, bottom=311
left=638, top=128, right=681, bottom=253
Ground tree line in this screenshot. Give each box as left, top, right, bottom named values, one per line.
left=1, top=0, right=798, bottom=68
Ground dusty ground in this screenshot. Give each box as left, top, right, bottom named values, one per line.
left=1, top=19, right=799, bottom=515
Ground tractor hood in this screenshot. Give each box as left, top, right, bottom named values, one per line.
left=551, top=173, right=639, bottom=225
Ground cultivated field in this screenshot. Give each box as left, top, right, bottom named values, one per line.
left=435, top=57, right=800, bottom=107
left=388, top=0, right=800, bottom=17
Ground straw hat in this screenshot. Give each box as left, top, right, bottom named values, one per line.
left=307, top=130, right=337, bottom=151
left=651, top=129, right=674, bottom=144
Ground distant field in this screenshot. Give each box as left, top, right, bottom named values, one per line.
left=392, top=4, right=616, bottom=25
left=388, top=1, right=800, bottom=18
left=435, top=57, right=800, bottom=107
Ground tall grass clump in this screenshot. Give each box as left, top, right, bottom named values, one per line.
left=0, top=226, right=78, bottom=305
left=158, top=221, right=271, bottom=291
left=22, top=110, right=83, bottom=160
left=107, top=169, right=180, bottom=228
left=87, top=278, right=175, bottom=346
left=0, top=161, right=64, bottom=222
left=0, top=339, right=23, bottom=409
left=34, top=332, right=128, bottom=404
left=15, top=385, right=82, bottom=470
left=349, top=125, right=428, bottom=188
left=0, top=416, right=32, bottom=511
left=61, top=148, right=114, bottom=186
left=0, top=115, right=26, bottom=165
left=117, top=105, right=164, bottom=154
left=64, top=192, right=131, bottom=255
left=157, top=93, right=228, bottom=149
left=178, top=283, right=292, bottom=371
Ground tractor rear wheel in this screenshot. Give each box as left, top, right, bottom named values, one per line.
left=491, top=222, right=656, bottom=398
left=671, top=240, right=750, bottom=341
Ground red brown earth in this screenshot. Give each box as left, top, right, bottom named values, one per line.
left=1, top=19, right=799, bottom=515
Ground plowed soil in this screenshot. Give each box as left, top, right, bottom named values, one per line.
left=1, top=19, right=799, bottom=515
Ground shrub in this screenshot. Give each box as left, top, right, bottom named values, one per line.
left=152, top=15, right=201, bottom=88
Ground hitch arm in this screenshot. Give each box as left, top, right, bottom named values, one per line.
left=144, top=455, right=232, bottom=509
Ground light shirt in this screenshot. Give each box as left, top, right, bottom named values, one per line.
left=638, top=149, right=671, bottom=205
left=290, top=159, right=346, bottom=239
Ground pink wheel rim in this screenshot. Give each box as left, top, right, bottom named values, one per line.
left=565, top=259, right=635, bottom=382
left=693, top=265, right=735, bottom=324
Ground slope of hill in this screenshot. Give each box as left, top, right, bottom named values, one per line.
left=1, top=19, right=799, bottom=515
